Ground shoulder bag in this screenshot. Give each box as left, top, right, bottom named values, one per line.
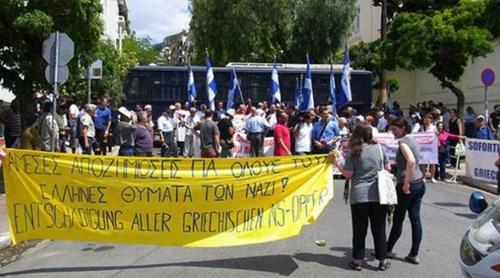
left=377, top=144, right=398, bottom=205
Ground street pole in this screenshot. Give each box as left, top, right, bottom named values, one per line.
left=485, top=86, right=489, bottom=122
left=51, top=31, right=60, bottom=153
left=87, top=65, right=91, bottom=104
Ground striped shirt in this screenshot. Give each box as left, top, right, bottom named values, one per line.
left=0, top=108, right=21, bottom=137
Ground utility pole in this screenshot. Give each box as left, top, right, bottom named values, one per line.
left=378, top=0, right=388, bottom=107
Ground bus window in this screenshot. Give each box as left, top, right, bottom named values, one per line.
left=125, top=75, right=149, bottom=100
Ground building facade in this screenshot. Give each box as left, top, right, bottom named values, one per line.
left=100, top=0, right=129, bottom=50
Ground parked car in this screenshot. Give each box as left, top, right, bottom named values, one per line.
left=460, top=192, right=500, bottom=278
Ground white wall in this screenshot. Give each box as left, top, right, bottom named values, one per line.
left=391, top=39, right=500, bottom=115
left=349, top=0, right=381, bottom=45
left=101, top=0, right=120, bottom=46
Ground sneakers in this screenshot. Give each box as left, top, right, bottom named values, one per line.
left=378, top=260, right=391, bottom=271
left=430, top=178, right=437, bottom=184
left=405, top=255, right=421, bottom=264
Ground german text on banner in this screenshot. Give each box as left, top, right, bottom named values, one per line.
left=465, top=138, right=499, bottom=184
left=3, top=149, right=333, bottom=247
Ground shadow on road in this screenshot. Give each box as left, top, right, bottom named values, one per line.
left=0, top=255, right=300, bottom=276
left=455, top=213, right=478, bottom=219
left=433, top=202, right=467, bottom=207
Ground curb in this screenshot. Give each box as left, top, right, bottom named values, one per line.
left=0, top=232, right=11, bottom=250
left=460, top=176, right=498, bottom=195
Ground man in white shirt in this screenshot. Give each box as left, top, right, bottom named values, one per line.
left=157, top=105, right=178, bottom=157
left=184, top=107, right=200, bottom=157
left=80, top=104, right=96, bottom=155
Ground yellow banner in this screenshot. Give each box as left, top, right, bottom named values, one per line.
left=3, top=149, right=333, bottom=247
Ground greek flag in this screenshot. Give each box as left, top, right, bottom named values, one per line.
left=337, top=43, right=352, bottom=109
left=270, top=60, right=281, bottom=104
left=294, top=76, right=303, bottom=108
left=206, top=57, right=218, bottom=110
left=227, top=67, right=241, bottom=110
left=329, top=64, right=337, bottom=116
left=187, top=65, right=197, bottom=105
left=301, top=55, right=314, bottom=112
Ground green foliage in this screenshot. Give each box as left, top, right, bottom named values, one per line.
left=0, top=0, right=103, bottom=103
left=288, top=0, right=357, bottom=63
left=122, top=37, right=159, bottom=65
left=189, top=0, right=356, bottom=65
left=383, top=0, right=494, bottom=113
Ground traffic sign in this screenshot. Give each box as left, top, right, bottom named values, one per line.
left=45, top=65, right=69, bottom=85
left=481, top=68, right=495, bottom=87
left=42, top=32, right=74, bottom=66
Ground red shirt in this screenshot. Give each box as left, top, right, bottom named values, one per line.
left=274, top=123, right=291, bottom=156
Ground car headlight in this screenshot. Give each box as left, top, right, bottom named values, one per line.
left=460, top=232, right=485, bottom=266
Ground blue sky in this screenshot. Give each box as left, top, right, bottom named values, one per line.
left=127, top=0, right=191, bottom=43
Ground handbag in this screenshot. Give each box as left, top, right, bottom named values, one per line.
left=377, top=144, right=398, bottom=205
left=455, top=141, right=465, bottom=157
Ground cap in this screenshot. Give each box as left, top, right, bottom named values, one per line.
left=477, top=115, right=485, bottom=120
left=169, top=105, right=176, bottom=110
left=118, top=106, right=132, bottom=119
left=226, top=108, right=235, bottom=117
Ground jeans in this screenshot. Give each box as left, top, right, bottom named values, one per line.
left=388, top=180, right=426, bottom=256
left=438, top=151, right=448, bottom=180
left=183, top=135, right=195, bottom=157
left=351, top=202, right=388, bottom=260
left=249, top=133, right=264, bottom=157
left=94, top=128, right=107, bottom=155
left=161, top=131, right=177, bottom=157
left=220, top=140, right=233, bottom=158
left=118, top=145, right=134, bottom=156
left=59, top=134, right=67, bottom=153
left=80, top=137, right=94, bottom=155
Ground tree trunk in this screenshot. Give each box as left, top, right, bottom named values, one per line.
left=377, top=0, right=388, bottom=107
left=440, top=79, right=465, bottom=119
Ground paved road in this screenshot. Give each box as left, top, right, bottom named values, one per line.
left=0, top=179, right=496, bottom=278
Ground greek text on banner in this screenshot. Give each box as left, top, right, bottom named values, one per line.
left=3, top=149, right=333, bottom=247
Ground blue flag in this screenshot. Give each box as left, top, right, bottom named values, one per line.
left=294, top=76, right=303, bottom=108
left=329, top=64, right=337, bottom=116
left=270, top=60, right=281, bottom=104
left=206, top=57, right=218, bottom=110
left=337, top=43, right=352, bottom=109
left=227, top=67, right=241, bottom=110
left=301, top=55, right=314, bottom=112
left=187, top=65, right=197, bottom=105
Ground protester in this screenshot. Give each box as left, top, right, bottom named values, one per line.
left=94, top=98, right=112, bottom=155
left=218, top=109, right=235, bottom=158
left=274, top=111, right=292, bottom=156
left=215, top=101, right=226, bottom=120
left=67, top=104, right=80, bottom=153
left=436, top=122, right=465, bottom=181
left=80, top=104, right=97, bottom=155
left=114, top=107, right=136, bottom=156
left=144, top=104, right=155, bottom=131
left=387, top=118, right=426, bottom=265
left=39, top=102, right=59, bottom=151
left=464, top=106, right=477, bottom=138
left=376, top=111, right=388, bottom=133
left=421, top=114, right=437, bottom=183
left=311, top=108, right=340, bottom=154
left=447, top=109, right=463, bottom=167
left=331, top=122, right=391, bottom=271
left=20, top=113, right=41, bottom=150
left=195, top=110, right=220, bottom=158
left=0, top=99, right=21, bottom=148
left=184, top=107, right=200, bottom=157
left=489, top=104, right=500, bottom=139
left=266, top=104, right=278, bottom=133
left=174, top=103, right=188, bottom=156
left=134, top=111, right=153, bottom=157
left=293, top=112, right=313, bottom=155
left=56, top=101, right=68, bottom=153
left=473, top=115, right=495, bottom=140
left=365, top=115, right=378, bottom=134
left=158, top=105, right=178, bottom=157
left=246, top=108, right=270, bottom=157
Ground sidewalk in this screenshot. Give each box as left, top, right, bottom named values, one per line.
left=0, top=194, right=11, bottom=250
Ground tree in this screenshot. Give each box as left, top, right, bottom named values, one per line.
left=288, top=0, right=357, bottom=63
left=190, top=0, right=294, bottom=65
left=383, top=0, right=494, bottom=116
left=122, top=37, right=159, bottom=65
left=0, top=0, right=103, bottom=107
left=189, top=0, right=357, bottom=65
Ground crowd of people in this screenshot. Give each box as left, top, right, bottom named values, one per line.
left=1, top=94, right=499, bottom=272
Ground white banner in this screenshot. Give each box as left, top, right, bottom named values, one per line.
left=232, top=133, right=274, bottom=157
left=373, top=133, right=438, bottom=165
left=465, top=138, right=499, bottom=184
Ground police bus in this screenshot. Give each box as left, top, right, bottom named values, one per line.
left=123, top=63, right=372, bottom=118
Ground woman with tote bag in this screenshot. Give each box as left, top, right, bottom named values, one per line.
left=330, top=122, right=392, bottom=271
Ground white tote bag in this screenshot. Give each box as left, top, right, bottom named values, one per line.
left=377, top=144, right=398, bottom=205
